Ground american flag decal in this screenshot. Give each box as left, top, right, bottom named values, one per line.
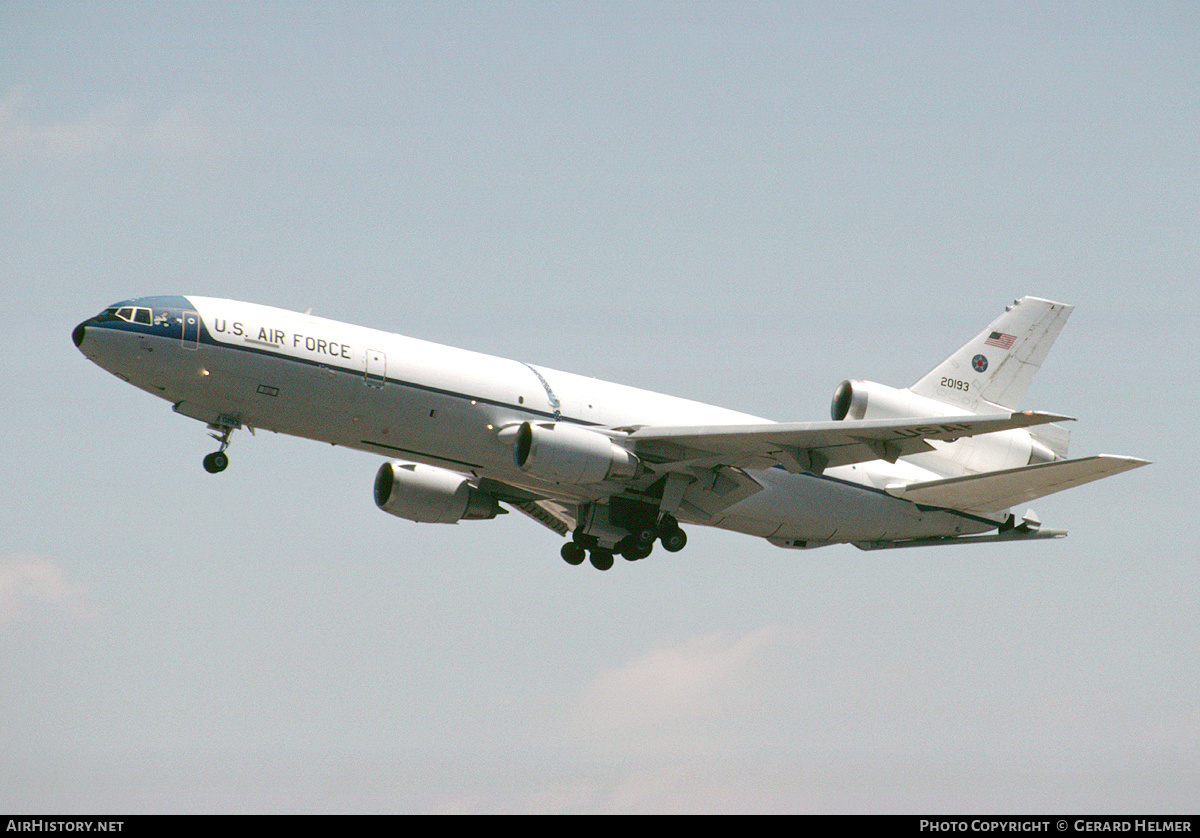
left=985, top=331, right=1016, bottom=349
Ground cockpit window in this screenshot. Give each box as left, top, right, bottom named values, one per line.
left=113, top=306, right=152, bottom=324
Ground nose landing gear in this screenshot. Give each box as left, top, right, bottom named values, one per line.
left=202, top=415, right=241, bottom=474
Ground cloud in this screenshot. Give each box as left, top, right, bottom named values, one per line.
left=566, top=626, right=787, bottom=758
left=0, top=89, right=217, bottom=161
left=0, top=555, right=92, bottom=625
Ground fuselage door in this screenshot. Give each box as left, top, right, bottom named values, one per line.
left=182, top=311, right=200, bottom=350
left=365, top=349, right=386, bottom=386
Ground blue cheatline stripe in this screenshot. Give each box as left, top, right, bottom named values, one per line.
left=160, top=311, right=601, bottom=426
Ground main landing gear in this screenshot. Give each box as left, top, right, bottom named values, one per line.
left=202, top=416, right=240, bottom=474
left=561, top=514, right=688, bottom=571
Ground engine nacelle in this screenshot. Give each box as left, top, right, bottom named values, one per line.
left=374, top=461, right=501, bottom=524
left=513, top=421, right=640, bottom=484
left=831, top=379, right=1050, bottom=471
left=831, top=379, right=964, bottom=422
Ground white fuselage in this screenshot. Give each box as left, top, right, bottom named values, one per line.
left=76, top=296, right=1003, bottom=547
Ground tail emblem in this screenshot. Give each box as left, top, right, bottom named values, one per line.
left=972, top=354, right=989, bottom=372
left=985, top=331, right=1017, bottom=349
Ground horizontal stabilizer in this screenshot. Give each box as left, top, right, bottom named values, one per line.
left=885, top=454, right=1149, bottom=513
left=854, top=526, right=1069, bottom=550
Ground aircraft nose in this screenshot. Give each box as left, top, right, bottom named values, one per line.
left=72, top=320, right=89, bottom=348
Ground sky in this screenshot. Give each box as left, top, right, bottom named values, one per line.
left=2, top=1, right=1197, bottom=814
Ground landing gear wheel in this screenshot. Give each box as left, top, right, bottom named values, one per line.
left=203, top=451, right=229, bottom=474
left=589, top=549, right=615, bottom=571
left=622, top=542, right=652, bottom=561
left=561, top=542, right=586, bottom=566
left=660, top=527, right=687, bottom=553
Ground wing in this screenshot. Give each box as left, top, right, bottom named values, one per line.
left=883, top=454, right=1150, bottom=513
left=488, top=411, right=1074, bottom=532
left=625, top=411, right=1073, bottom=474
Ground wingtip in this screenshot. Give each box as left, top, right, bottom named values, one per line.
left=1097, top=455, right=1152, bottom=468
left=1020, top=410, right=1076, bottom=424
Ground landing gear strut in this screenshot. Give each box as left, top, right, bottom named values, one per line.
left=202, top=415, right=240, bottom=474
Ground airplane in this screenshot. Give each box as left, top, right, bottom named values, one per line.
left=73, top=295, right=1147, bottom=570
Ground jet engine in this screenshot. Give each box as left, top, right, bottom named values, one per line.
left=831, top=379, right=1058, bottom=469
left=831, top=379, right=964, bottom=422
left=374, top=461, right=502, bottom=524
left=513, top=421, right=640, bottom=484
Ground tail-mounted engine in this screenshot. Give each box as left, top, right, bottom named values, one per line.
left=831, top=380, right=1056, bottom=470
left=513, top=421, right=640, bottom=484
left=374, top=461, right=502, bottom=524
left=831, top=379, right=960, bottom=422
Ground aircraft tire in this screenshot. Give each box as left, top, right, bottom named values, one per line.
left=589, top=549, right=615, bottom=571
left=561, top=542, right=586, bottom=566
left=203, top=452, right=229, bottom=474
left=622, top=543, right=652, bottom=561
left=661, top=527, right=687, bottom=553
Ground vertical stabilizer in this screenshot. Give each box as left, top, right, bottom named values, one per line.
left=909, top=297, right=1073, bottom=412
